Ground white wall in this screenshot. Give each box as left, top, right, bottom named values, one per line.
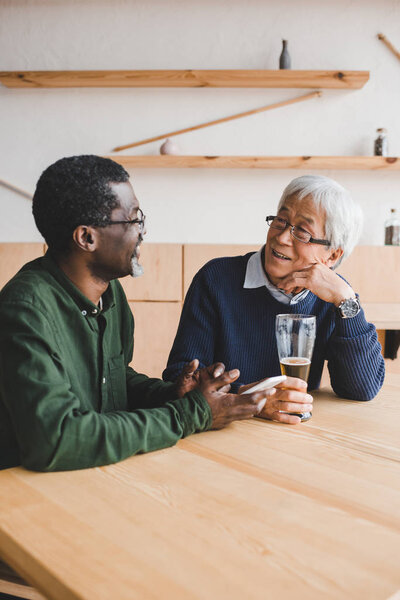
left=1, top=0, right=399, bottom=247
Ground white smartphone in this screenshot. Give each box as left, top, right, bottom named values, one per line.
left=240, top=375, right=287, bottom=394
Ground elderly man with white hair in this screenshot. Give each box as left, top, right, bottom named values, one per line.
left=163, top=175, right=385, bottom=424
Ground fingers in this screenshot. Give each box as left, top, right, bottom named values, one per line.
left=237, top=389, right=276, bottom=413
left=206, top=368, right=240, bottom=390
left=207, top=390, right=263, bottom=429
left=276, top=389, right=313, bottom=405
left=273, top=412, right=302, bottom=425
left=277, top=400, right=313, bottom=413
left=211, top=362, right=225, bottom=378
left=182, top=358, right=199, bottom=377
left=218, top=384, right=231, bottom=393
left=275, top=376, right=308, bottom=391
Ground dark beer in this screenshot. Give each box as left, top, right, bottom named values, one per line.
left=280, top=357, right=311, bottom=381
left=280, top=357, right=312, bottom=422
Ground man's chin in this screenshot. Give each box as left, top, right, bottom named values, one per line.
left=265, top=265, right=291, bottom=286
left=130, top=256, right=144, bottom=278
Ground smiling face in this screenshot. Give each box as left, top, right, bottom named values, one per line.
left=89, top=181, right=146, bottom=282
left=264, top=194, right=336, bottom=286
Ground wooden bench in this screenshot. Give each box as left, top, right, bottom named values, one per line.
left=0, top=558, right=47, bottom=599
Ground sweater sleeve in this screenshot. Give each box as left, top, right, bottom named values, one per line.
left=326, top=304, right=385, bottom=401
left=163, top=268, right=218, bottom=383
left=0, top=299, right=212, bottom=472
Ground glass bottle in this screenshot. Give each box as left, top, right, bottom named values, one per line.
left=374, top=128, right=388, bottom=156
left=385, top=208, right=400, bottom=246
left=279, top=40, right=291, bottom=70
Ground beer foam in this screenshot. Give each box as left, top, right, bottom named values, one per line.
left=280, top=357, right=311, bottom=365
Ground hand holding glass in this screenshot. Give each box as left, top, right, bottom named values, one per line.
left=275, top=314, right=316, bottom=422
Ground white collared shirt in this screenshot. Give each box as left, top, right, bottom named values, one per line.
left=243, top=247, right=310, bottom=305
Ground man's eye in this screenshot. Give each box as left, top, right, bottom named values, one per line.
left=297, top=226, right=310, bottom=235
left=276, top=217, right=287, bottom=225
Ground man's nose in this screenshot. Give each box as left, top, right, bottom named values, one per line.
left=275, top=224, right=293, bottom=243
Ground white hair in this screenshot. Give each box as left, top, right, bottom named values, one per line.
left=277, top=175, right=363, bottom=268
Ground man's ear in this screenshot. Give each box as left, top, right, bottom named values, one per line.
left=325, top=247, right=344, bottom=269
left=72, top=225, right=98, bottom=252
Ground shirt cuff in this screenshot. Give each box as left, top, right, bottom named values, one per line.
left=171, top=389, right=213, bottom=436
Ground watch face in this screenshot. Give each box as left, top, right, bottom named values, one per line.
left=340, top=298, right=360, bottom=318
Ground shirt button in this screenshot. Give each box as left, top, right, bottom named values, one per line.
left=81, top=310, right=87, bottom=316
left=102, top=377, right=106, bottom=384
left=92, top=308, right=98, bottom=314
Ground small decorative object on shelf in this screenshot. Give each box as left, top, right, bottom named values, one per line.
left=160, top=138, right=180, bottom=155
left=374, top=128, right=388, bottom=156
left=384, top=208, right=400, bottom=246
left=279, top=40, right=291, bottom=69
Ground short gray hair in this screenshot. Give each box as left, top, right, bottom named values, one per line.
left=277, top=175, right=363, bottom=268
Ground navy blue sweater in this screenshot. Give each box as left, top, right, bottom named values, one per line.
left=163, top=252, right=385, bottom=401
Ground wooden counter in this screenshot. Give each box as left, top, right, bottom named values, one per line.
left=1, top=375, right=399, bottom=600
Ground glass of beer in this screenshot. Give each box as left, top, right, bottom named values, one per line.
left=275, top=314, right=316, bottom=422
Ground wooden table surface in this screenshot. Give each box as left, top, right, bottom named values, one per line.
left=1, top=375, right=400, bottom=600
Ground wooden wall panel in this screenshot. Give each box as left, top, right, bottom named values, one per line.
left=338, top=246, right=400, bottom=303
left=128, top=301, right=182, bottom=378
left=0, top=243, right=45, bottom=289
left=120, top=243, right=182, bottom=301
left=183, top=243, right=259, bottom=295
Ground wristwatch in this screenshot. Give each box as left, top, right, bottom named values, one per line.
left=336, top=296, right=361, bottom=318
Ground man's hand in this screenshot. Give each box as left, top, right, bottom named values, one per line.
left=276, top=260, right=355, bottom=306
left=174, top=359, right=227, bottom=398
left=246, top=376, right=313, bottom=425
left=198, top=369, right=276, bottom=429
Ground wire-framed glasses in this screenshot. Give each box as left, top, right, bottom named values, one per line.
left=104, top=208, right=146, bottom=232
left=266, top=215, right=330, bottom=246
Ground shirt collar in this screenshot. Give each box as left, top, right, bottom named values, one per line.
left=243, top=246, right=310, bottom=305
left=42, top=251, right=115, bottom=315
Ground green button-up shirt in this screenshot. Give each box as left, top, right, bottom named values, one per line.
left=0, top=253, right=212, bottom=471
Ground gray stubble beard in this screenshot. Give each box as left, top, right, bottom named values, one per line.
left=131, top=256, right=144, bottom=278
left=130, top=235, right=144, bottom=278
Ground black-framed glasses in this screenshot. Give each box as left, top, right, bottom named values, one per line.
left=103, top=208, right=146, bottom=232
left=266, top=215, right=330, bottom=246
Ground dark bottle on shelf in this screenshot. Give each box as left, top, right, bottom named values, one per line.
left=374, top=128, right=388, bottom=156
left=279, top=40, right=291, bottom=69
left=385, top=208, right=400, bottom=246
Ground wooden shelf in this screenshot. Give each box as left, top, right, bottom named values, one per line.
left=106, top=155, right=399, bottom=170
left=0, top=70, right=369, bottom=89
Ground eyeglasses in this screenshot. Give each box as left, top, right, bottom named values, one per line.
left=103, top=208, right=146, bottom=232
left=266, top=215, right=330, bottom=246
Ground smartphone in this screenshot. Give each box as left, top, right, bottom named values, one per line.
left=241, top=375, right=287, bottom=394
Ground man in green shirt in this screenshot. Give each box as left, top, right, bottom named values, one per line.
left=0, top=155, right=283, bottom=471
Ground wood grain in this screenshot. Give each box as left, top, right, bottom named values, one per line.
left=364, top=303, right=400, bottom=329
left=107, top=155, right=400, bottom=170
left=0, top=376, right=399, bottom=600
left=378, top=34, right=400, bottom=63
left=0, top=243, right=45, bottom=289
left=128, top=301, right=182, bottom=377
left=0, top=559, right=47, bottom=599
left=119, top=243, right=182, bottom=301
left=183, top=243, right=259, bottom=295
left=0, top=70, right=369, bottom=89
left=338, top=245, right=400, bottom=303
